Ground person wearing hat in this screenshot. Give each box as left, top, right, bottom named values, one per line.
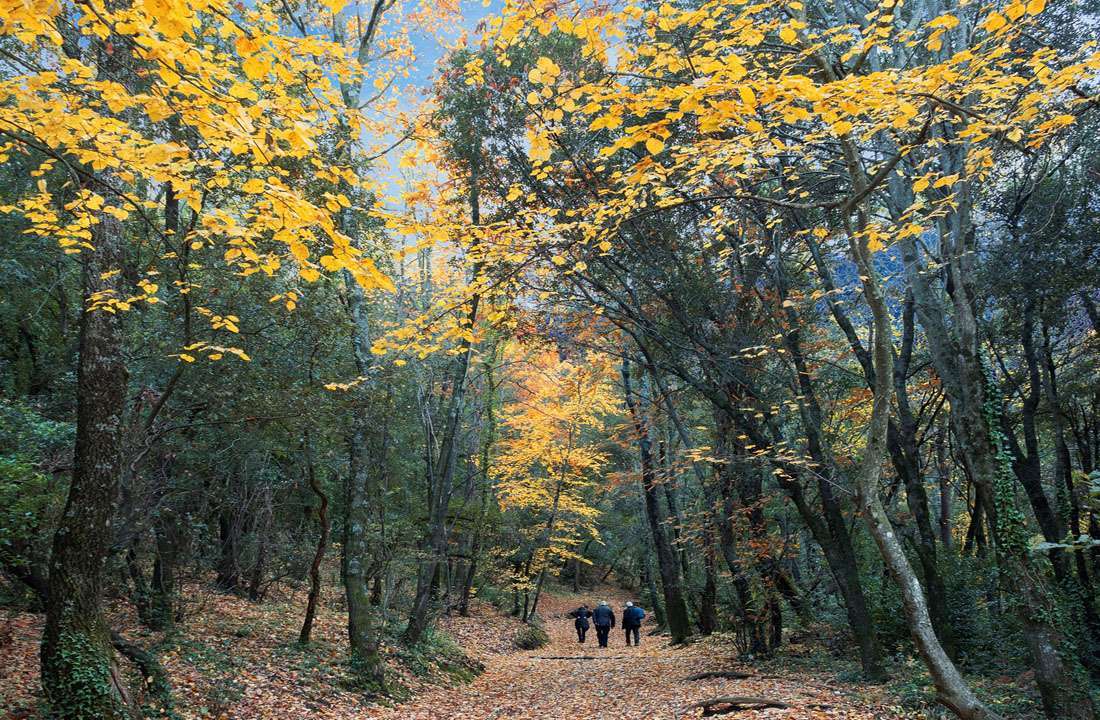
left=591, top=600, right=615, bottom=648
left=622, top=601, right=646, bottom=646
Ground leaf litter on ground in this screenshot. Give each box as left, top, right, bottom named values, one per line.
left=2, top=584, right=950, bottom=719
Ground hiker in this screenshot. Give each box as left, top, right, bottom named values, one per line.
left=622, top=601, right=646, bottom=646
left=570, top=604, right=592, bottom=643
left=592, top=600, right=615, bottom=647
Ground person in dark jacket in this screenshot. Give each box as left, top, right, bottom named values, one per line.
left=622, top=601, right=645, bottom=646
left=592, top=600, right=615, bottom=647
left=570, top=604, right=592, bottom=643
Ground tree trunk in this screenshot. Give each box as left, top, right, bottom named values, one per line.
left=511, top=561, right=522, bottom=617
left=127, top=541, right=153, bottom=627
left=893, top=292, right=956, bottom=658
left=40, top=207, right=132, bottom=719
left=642, top=555, right=666, bottom=630
left=247, top=518, right=267, bottom=602
left=300, top=431, right=329, bottom=644
left=215, top=506, right=241, bottom=593
left=526, top=567, right=549, bottom=623
left=344, top=421, right=385, bottom=688
left=705, top=457, right=765, bottom=654
left=849, top=226, right=999, bottom=720
left=149, top=524, right=175, bottom=632
left=698, top=527, right=718, bottom=635
left=622, top=357, right=692, bottom=644
left=935, top=430, right=954, bottom=548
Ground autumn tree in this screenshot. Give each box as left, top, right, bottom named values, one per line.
left=493, top=342, right=617, bottom=621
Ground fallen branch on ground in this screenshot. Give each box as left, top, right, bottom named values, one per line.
left=681, top=696, right=790, bottom=716
left=533, top=655, right=603, bottom=660
left=684, top=671, right=752, bottom=681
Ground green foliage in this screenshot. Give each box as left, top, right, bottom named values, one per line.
left=389, top=628, right=484, bottom=695
left=981, top=362, right=1030, bottom=554
left=0, top=400, right=69, bottom=604
left=0, top=400, right=74, bottom=456
left=43, top=632, right=128, bottom=720
left=0, top=458, right=58, bottom=565
left=884, top=656, right=1045, bottom=719
left=513, top=622, right=550, bottom=650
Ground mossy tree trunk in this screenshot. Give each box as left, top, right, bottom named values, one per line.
left=40, top=206, right=131, bottom=720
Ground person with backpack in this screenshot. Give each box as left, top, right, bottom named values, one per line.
left=622, top=601, right=645, bottom=646
left=592, top=600, right=615, bottom=647
left=570, top=604, right=592, bottom=643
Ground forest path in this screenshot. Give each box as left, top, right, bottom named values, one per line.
left=367, top=590, right=895, bottom=720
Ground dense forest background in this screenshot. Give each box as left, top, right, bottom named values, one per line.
left=1, top=0, right=1100, bottom=718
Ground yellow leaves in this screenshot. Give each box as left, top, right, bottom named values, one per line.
left=324, top=376, right=367, bottom=392
left=858, top=223, right=889, bottom=252
left=551, top=254, right=567, bottom=266
left=143, top=96, right=173, bottom=123
left=645, top=137, right=665, bottom=154
left=228, top=81, right=258, bottom=102
left=137, top=278, right=159, bottom=303
left=175, top=342, right=249, bottom=364
left=289, top=242, right=309, bottom=262
left=1027, top=0, right=1046, bottom=15
left=527, top=56, right=561, bottom=85
left=897, top=222, right=925, bottom=240
left=923, top=10, right=963, bottom=49
left=928, top=13, right=959, bottom=29
left=209, top=314, right=240, bottom=334
left=739, top=85, right=757, bottom=112
left=464, top=57, right=485, bottom=86
left=241, top=54, right=268, bottom=81
left=779, top=26, right=797, bottom=44
left=982, top=12, right=1007, bottom=33
left=235, top=35, right=259, bottom=55
left=892, top=101, right=920, bottom=129
left=493, top=344, right=617, bottom=551
left=912, top=173, right=959, bottom=194
left=589, top=113, right=622, bottom=131
left=528, top=129, right=553, bottom=164
left=351, top=258, right=395, bottom=294
left=0, top=0, right=389, bottom=347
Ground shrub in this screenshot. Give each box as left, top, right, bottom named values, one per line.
left=513, top=623, right=549, bottom=650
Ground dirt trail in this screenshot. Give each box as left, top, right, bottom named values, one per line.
left=367, top=591, right=904, bottom=719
